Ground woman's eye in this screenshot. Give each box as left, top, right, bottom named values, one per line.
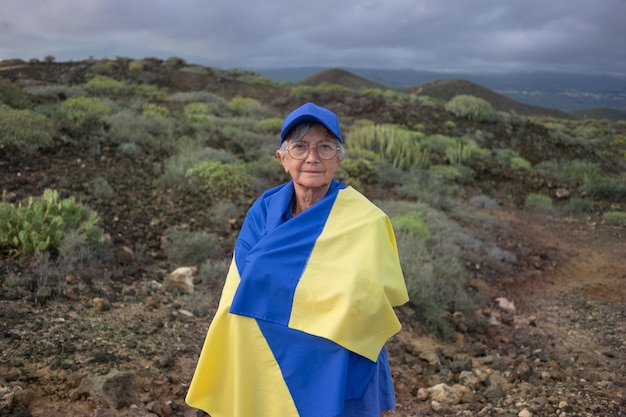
left=292, top=143, right=307, bottom=149
left=319, top=143, right=333, bottom=150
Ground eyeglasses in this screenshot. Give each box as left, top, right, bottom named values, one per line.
left=287, top=141, right=340, bottom=160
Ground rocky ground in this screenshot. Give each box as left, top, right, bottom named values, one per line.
left=0, top=140, right=625, bottom=417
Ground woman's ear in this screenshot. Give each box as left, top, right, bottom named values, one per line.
left=276, top=150, right=288, bottom=172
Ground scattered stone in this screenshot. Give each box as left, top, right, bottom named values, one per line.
left=115, top=246, right=135, bottom=266
left=165, top=267, right=196, bottom=294
left=555, top=188, right=570, bottom=199
left=416, top=387, right=429, bottom=401
left=93, top=297, right=112, bottom=311
left=177, top=309, right=194, bottom=318
left=426, top=383, right=462, bottom=404
left=458, top=371, right=480, bottom=389
left=496, top=297, right=516, bottom=313
left=79, top=368, right=135, bottom=408
left=146, top=400, right=173, bottom=417
left=418, top=351, right=441, bottom=365
left=515, top=360, right=533, bottom=381
left=430, top=399, right=444, bottom=413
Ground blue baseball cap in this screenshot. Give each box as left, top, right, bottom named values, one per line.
left=280, top=102, right=343, bottom=145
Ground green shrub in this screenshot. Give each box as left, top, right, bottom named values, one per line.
left=163, top=228, right=223, bottom=266
left=394, top=228, right=472, bottom=339
left=445, top=139, right=472, bottom=165
left=105, top=110, right=153, bottom=145
left=361, top=88, right=383, bottom=98
left=25, top=84, right=87, bottom=99
left=395, top=171, right=462, bottom=210
left=186, top=161, right=255, bottom=202
left=562, top=198, right=593, bottom=217
left=428, top=165, right=463, bottom=183
left=117, top=142, right=142, bottom=158
left=199, top=258, right=231, bottom=287
left=142, top=103, right=170, bottom=118
left=347, top=124, right=428, bottom=170
left=227, top=96, right=266, bottom=116
left=610, top=134, right=626, bottom=146
left=424, top=134, right=457, bottom=156
left=445, top=95, right=495, bottom=122
left=0, top=78, right=31, bottom=109
left=510, top=156, right=532, bottom=170
left=162, top=56, right=186, bottom=68
left=254, top=117, right=283, bottom=133
left=581, top=176, right=626, bottom=202
left=392, top=211, right=431, bottom=241
left=524, top=193, right=553, bottom=212
left=337, top=159, right=378, bottom=185
left=84, top=75, right=124, bottom=95
left=0, top=105, right=54, bottom=150
left=89, top=60, right=120, bottom=76
left=496, top=148, right=531, bottom=171
left=0, top=189, right=102, bottom=257
left=181, top=66, right=210, bottom=75
left=561, top=160, right=603, bottom=186
left=236, top=73, right=277, bottom=86
left=244, top=156, right=290, bottom=189
left=184, top=102, right=212, bottom=123
left=0, top=58, right=26, bottom=67
left=383, top=90, right=401, bottom=100
left=158, top=144, right=236, bottom=190
left=131, top=84, right=166, bottom=100
left=413, top=95, right=439, bottom=107
left=206, top=201, right=245, bottom=229
left=218, top=125, right=275, bottom=161
left=128, top=59, right=145, bottom=72
left=602, top=211, right=626, bottom=225
left=443, top=120, right=456, bottom=130
left=58, top=96, right=112, bottom=138
left=289, top=85, right=317, bottom=100
left=89, top=177, right=117, bottom=200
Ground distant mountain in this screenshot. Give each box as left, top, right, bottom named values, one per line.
left=299, top=68, right=388, bottom=91
left=255, top=67, right=626, bottom=113
left=412, top=79, right=569, bottom=119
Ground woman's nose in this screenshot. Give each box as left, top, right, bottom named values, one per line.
left=304, top=145, right=321, bottom=160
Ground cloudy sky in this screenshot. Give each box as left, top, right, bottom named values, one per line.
left=1, top=0, right=625, bottom=75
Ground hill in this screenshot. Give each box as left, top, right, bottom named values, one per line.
left=409, top=78, right=571, bottom=118
left=298, top=67, right=388, bottom=91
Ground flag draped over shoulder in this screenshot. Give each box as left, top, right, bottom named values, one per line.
left=186, top=180, right=409, bottom=417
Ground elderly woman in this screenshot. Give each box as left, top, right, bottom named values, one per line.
left=186, top=102, right=408, bottom=417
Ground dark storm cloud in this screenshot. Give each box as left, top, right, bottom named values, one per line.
left=1, top=0, right=624, bottom=74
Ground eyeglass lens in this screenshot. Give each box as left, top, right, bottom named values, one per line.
left=288, top=142, right=337, bottom=159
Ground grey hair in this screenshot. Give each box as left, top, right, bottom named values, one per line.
left=278, top=122, right=345, bottom=159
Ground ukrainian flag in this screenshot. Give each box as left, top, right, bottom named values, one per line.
left=186, top=180, right=408, bottom=417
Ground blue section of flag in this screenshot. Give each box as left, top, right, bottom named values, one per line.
left=257, top=320, right=376, bottom=417
left=230, top=179, right=343, bottom=325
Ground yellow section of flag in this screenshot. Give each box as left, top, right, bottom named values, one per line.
left=289, top=187, right=408, bottom=361
left=185, top=260, right=299, bottom=417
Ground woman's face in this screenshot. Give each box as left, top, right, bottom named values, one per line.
left=276, top=125, right=343, bottom=195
